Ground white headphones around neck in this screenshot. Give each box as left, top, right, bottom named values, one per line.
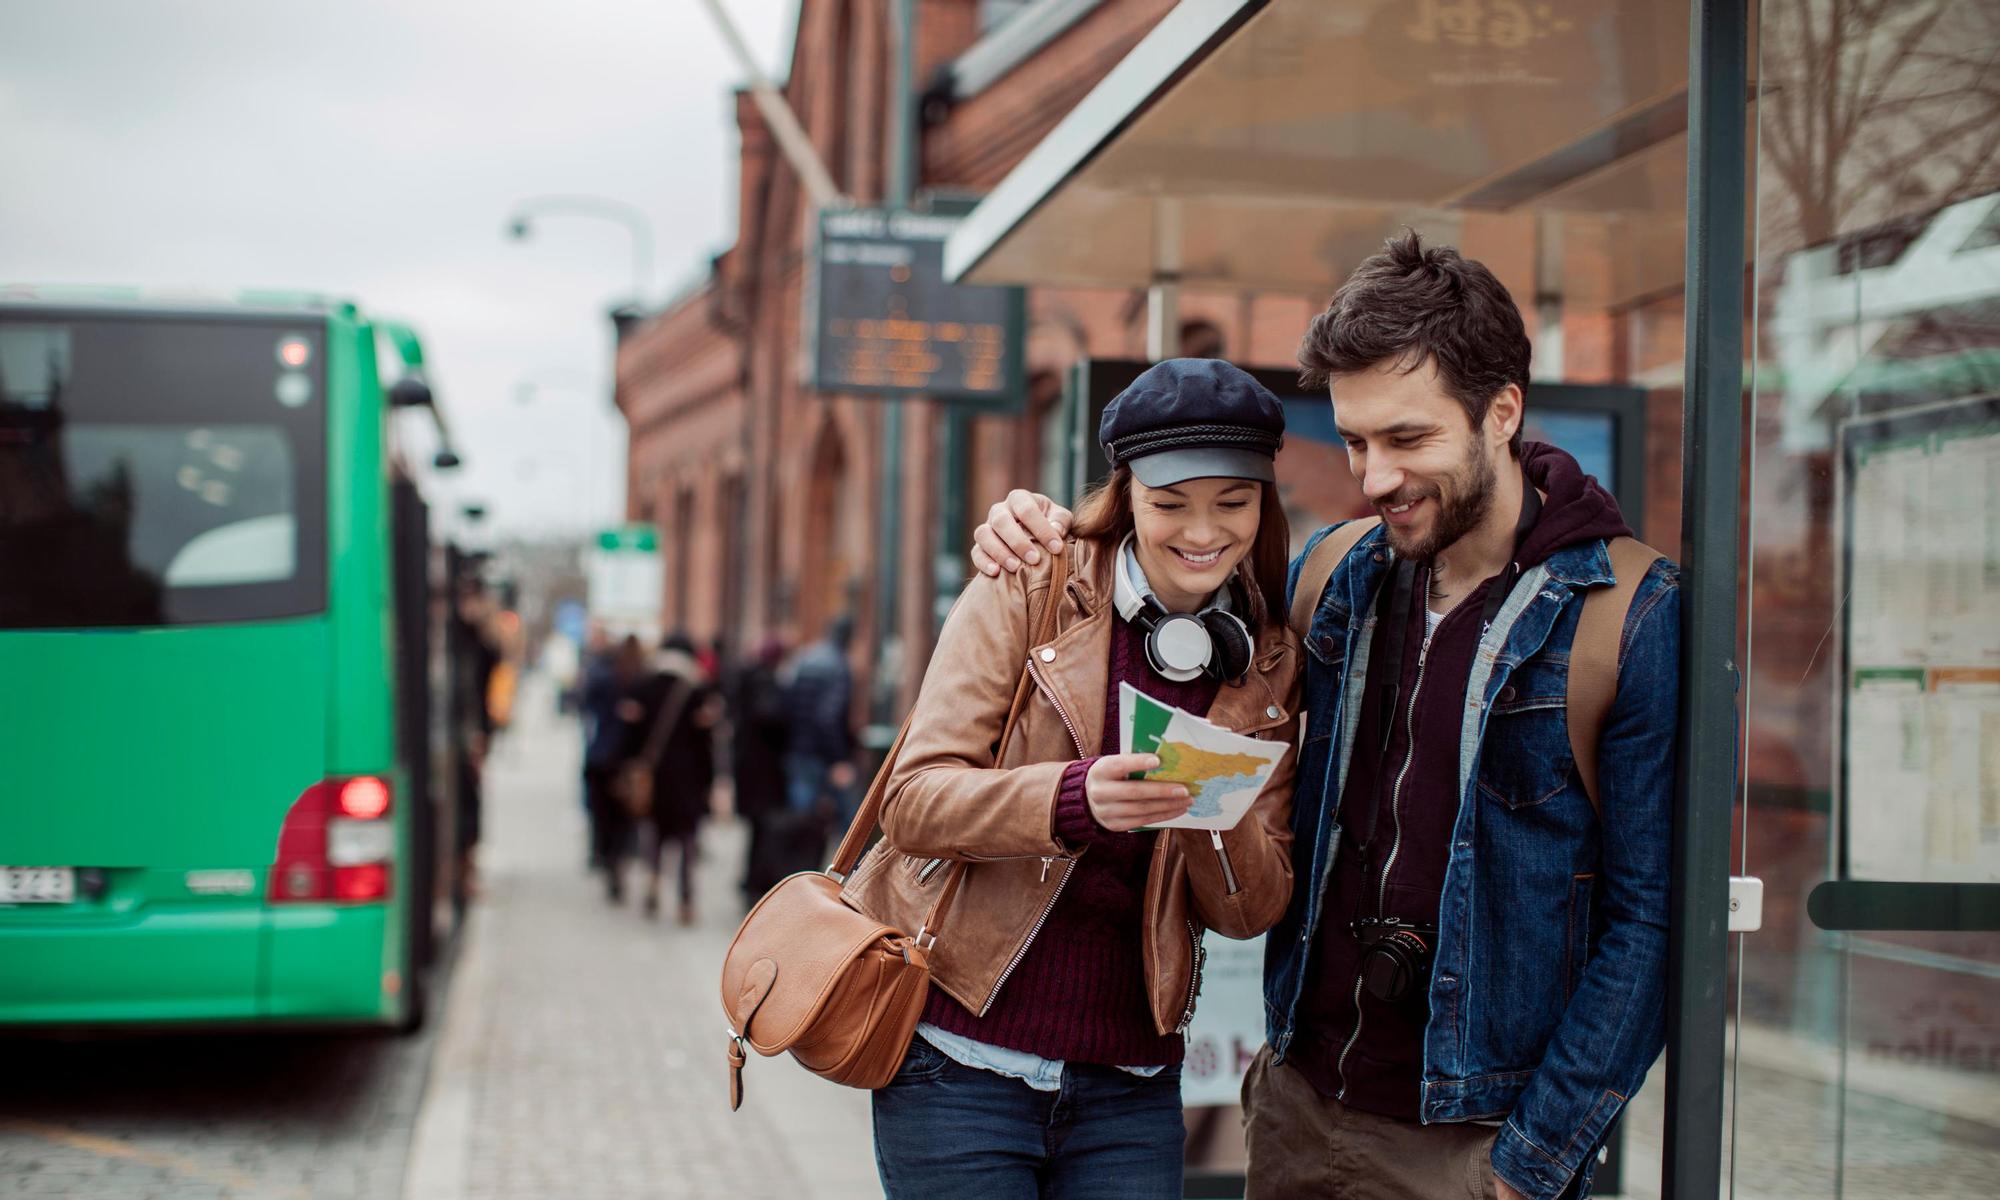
left=1113, top=535, right=1254, bottom=684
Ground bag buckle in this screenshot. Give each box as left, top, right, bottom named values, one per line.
left=824, top=866, right=846, bottom=884
left=913, top=924, right=937, bottom=952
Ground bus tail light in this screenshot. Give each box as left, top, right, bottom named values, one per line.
left=333, top=863, right=391, bottom=901
left=337, top=776, right=391, bottom=819
left=269, top=777, right=394, bottom=903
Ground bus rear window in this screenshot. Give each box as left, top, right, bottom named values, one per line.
left=0, top=315, right=328, bottom=628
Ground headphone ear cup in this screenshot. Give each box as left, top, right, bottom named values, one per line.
left=1200, top=609, right=1255, bottom=682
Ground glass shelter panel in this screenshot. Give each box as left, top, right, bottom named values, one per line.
left=1733, top=0, right=2000, bottom=1195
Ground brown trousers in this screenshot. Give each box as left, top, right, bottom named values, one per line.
left=1242, top=1045, right=1501, bottom=1200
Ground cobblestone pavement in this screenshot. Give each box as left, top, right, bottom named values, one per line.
left=401, top=685, right=876, bottom=1200
left=0, top=990, right=439, bottom=1199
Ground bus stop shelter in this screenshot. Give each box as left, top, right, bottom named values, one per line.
left=945, top=1, right=1753, bottom=1195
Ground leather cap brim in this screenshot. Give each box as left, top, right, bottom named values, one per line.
left=1127, top=447, right=1276, bottom=488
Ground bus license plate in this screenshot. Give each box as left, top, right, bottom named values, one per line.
left=0, top=867, right=74, bottom=904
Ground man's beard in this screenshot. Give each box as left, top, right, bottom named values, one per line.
left=1379, top=437, right=1497, bottom=562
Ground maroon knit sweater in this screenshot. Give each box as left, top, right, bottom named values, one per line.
left=920, top=617, right=1219, bottom=1066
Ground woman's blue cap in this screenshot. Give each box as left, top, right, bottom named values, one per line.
left=1099, top=358, right=1285, bottom=487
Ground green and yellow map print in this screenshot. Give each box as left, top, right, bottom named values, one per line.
left=1119, top=682, right=1288, bottom=831
left=1150, top=744, right=1275, bottom=819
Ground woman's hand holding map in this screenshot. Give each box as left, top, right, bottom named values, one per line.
left=1083, top=753, right=1194, bottom=831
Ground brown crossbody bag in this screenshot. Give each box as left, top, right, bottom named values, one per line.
left=719, top=551, right=1068, bottom=1110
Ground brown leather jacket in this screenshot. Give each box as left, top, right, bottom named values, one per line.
left=841, top=537, right=1300, bottom=1036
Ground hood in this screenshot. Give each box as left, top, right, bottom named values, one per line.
left=1516, top=440, right=1633, bottom=567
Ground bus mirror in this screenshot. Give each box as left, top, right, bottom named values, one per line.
left=390, top=376, right=434, bottom=409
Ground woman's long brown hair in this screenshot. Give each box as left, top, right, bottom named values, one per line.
left=1069, top=467, right=1291, bottom=625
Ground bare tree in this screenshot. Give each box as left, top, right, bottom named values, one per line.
left=1758, top=0, right=2000, bottom=249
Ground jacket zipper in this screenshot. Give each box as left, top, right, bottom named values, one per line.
left=1024, top=657, right=1087, bottom=759
left=1176, top=919, right=1208, bottom=1033
left=1376, top=630, right=1433, bottom=914
left=968, top=655, right=1089, bottom=1016
left=1333, top=973, right=1368, bottom=1099
left=1210, top=830, right=1240, bottom=895
left=1338, top=615, right=1435, bottom=1099
left=916, top=857, right=948, bottom=885
left=980, top=856, right=1075, bottom=1014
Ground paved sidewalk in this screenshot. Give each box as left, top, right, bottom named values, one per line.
left=403, top=684, right=876, bottom=1200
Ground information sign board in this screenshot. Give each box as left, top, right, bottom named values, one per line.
left=807, top=208, right=1025, bottom=409
left=1838, top=396, right=2000, bottom=886
left=584, top=523, right=663, bottom=640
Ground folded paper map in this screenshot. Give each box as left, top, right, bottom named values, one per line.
left=1119, top=682, right=1288, bottom=831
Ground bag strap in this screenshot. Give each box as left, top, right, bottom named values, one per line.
left=1288, top=517, right=1383, bottom=641
left=827, top=549, right=1072, bottom=884
left=1566, top=537, right=1664, bottom=814
left=639, top=676, right=695, bottom=764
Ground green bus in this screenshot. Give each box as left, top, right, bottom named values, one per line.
left=0, top=291, right=466, bottom=1031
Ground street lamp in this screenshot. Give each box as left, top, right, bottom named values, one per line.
left=502, top=194, right=656, bottom=303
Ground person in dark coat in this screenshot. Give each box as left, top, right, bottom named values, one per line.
left=626, top=633, right=720, bottom=923
left=732, top=636, right=792, bottom=898
left=582, top=634, right=646, bottom=896
left=782, top=615, right=859, bottom=824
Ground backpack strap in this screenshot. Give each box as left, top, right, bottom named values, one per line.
left=1288, top=517, right=1384, bottom=641
left=1567, top=537, right=1665, bottom=814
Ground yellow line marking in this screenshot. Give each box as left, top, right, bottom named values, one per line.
left=0, top=1116, right=308, bottom=1198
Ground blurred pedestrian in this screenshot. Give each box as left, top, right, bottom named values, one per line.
left=858, top=361, right=1301, bottom=1197
left=625, top=633, right=720, bottom=923
left=451, top=578, right=503, bottom=898
left=582, top=634, right=646, bottom=889
left=732, top=636, right=791, bottom=898
left=781, top=615, right=858, bottom=825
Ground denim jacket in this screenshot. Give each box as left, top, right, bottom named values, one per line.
left=1266, top=520, right=1681, bottom=1200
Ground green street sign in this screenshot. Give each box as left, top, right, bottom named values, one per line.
left=596, top=525, right=659, bottom=553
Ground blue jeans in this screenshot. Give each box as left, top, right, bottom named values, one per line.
left=872, top=1037, right=1185, bottom=1199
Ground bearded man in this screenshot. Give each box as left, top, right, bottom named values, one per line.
left=970, top=231, right=1681, bottom=1200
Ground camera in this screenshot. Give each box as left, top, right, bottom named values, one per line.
left=1349, top=916, right=1437, bottom=1003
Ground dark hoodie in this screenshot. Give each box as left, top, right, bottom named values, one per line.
left=1291, top=442, right=1631, bottom=1118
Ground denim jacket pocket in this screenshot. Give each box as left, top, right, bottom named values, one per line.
left=1474, top=668, right=1573, bottom=810
left=1304, top=618, right=1347, bottom=669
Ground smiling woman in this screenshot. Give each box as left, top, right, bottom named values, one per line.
left=844, top=357, right=1304, bottom=1199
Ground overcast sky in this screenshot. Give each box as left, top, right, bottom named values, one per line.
left=0, top=0, right=797, bottom=538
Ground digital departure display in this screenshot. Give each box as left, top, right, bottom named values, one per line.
left=807, top=208, right=1025, bottom=409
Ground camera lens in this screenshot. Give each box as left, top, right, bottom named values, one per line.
left=1359, top=928, right=1433, bottom=1003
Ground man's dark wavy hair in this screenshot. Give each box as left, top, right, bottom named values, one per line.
left=1297, top=229, right=1532, bottom=454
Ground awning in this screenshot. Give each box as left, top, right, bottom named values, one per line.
left=945, top=0, right=1709, bottom=311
